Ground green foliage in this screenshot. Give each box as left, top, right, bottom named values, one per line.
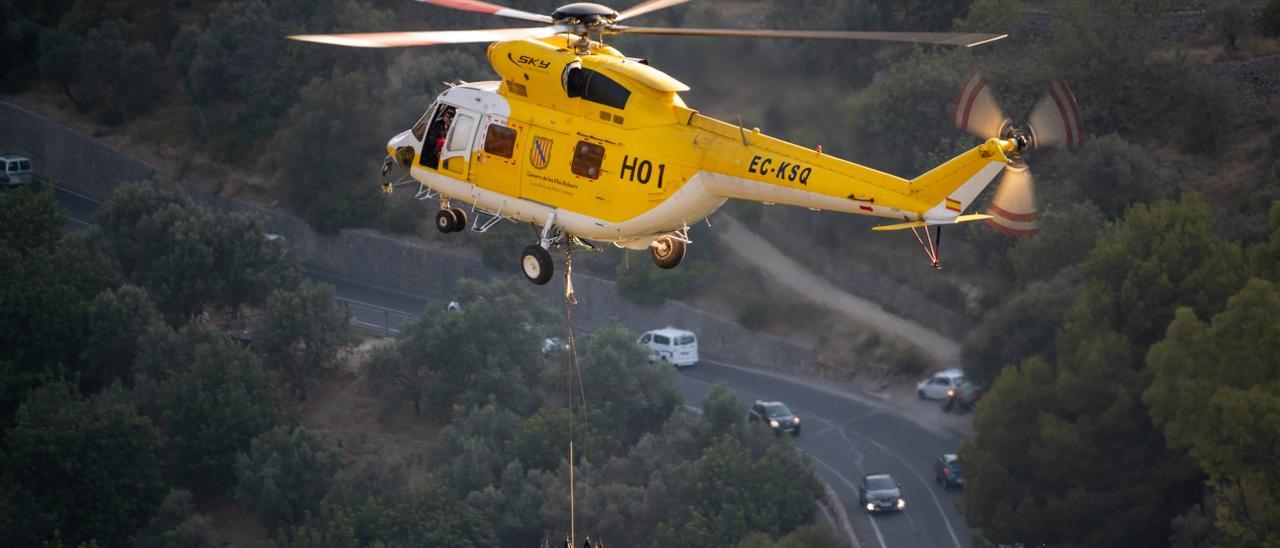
left=438, top=404, right=523, bottom=494
left=255, top=281, right=355, bottom=400
left=378, top=196, right=424, bottom=235
left=0, top=185, right=63, bottom=252
left=889, top=344, right=929, bottom=377
left=579, top=321, right=682, bottom=441
left=616, top=251, right=714, bottom=305
left=132, top=489, right=217, bottom=548
left=36, top=19, right=163, bottom=123
left=652, top=433, right=823, bottom=547
left=480, top=221, right=531, bottom=271
left=2, top=382, right=168, bottom=547
left=1264, top=0, right=1280, bottom=36
left=369, top=279, right=553, bottom=416
left=463, top=461, right=555, bottom=547
left=962, top=271, right=1082, bottom=388
left=277, top=476, right=497, bottom=548
left=93, top=180, right=301, bottom=322
left=735, top=295, right=770, bottom=329
left=234, top=425, right=345, bottom=531
left=1061, top=194, right=1246, bottom=358
left=0, top=232, right=120, bottom=415
left=508, top=405, right=612, bottom=473
left=1006, top=202, right=1106, bottom=285
left=155, top=342, right=282, bottom=492
left=1144, top=279, right=1280, bottom=546
left=700, top=381, right=744, bottom=440
left=1042, top=136, right=1164, bottom=220
left=735, top=525, right=846, bottom=548
left=80, top=284, right=164, bottom=392
left=844, top=49, right=971, bottom=176
left=1248, top=200, right=1280, bottom=282
left=274, top=69, right=387, bottom=233
left=953, top=0, right=1024, bottom=34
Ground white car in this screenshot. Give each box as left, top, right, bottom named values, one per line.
left=637, top=327, right=698, bottom=367
left=916, top=369, right=965, bottom=400
left=2, top=155, right=33, bottom=186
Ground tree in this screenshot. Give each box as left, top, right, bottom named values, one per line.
left=578, top=321, right=681, bottom=442
left=961, top=271, right=1081, bottom=388
left=1145, top=279, right=1280, bottom=546
left=93, top=180, right=300, bottom=322
left=2, top=382, right=168, bottom=547
left=700, top=381, right=744, bottom=439
left=0, top=231, right=120, bottom=419
left=0, top=185, right=63, bottom=253
left=438, top=404, right=523, bottom=494
left=80, top=284, right=164, bottom=392
left=156, top=341, right=282, bottom=492
left=1059, top=194, right=1246, bottom=360
left=1042, top=136, right=1164, bottom=220
left=652, top=433, right=822, bottom=547
left=272, top=69, right=386, bottom=233
left=277, top=476, right=497, bottom=548
left=1249, top=200, right=1280, bottom=282
left=370, top=279, right=553, bottom=416
left=132, top=489, right=217, bottom=548
left=234, top=425, right=344, bottom=531
left=1006, top=202, right=1105, bottom=286
left=255, top=281, right=355, bottom=400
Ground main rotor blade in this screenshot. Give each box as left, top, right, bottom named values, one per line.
left=289, top=26, right=559, bottom=47
left=617, top=0, right=693, bottom=21
left=416, top=0, right=554, bottom=24
left=607, top=26, right=1008, bottom=47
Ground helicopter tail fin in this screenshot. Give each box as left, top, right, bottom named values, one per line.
left=907, top=139, right=1011, bottom=220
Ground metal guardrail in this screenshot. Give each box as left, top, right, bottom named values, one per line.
left=337, top=297, right=420, bottom=336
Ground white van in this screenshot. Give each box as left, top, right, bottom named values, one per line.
left=2, top=155, right=33, bottom=186
left=637, top=327, right=699, bottom=367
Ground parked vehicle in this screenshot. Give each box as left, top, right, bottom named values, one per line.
left=941, top=379, right=980, bottom=414
left=916, top=368, right=965, bottom=400
left=935, top=453, right=963, bottom=488
left=858, top=473, right=906, bottom=513
left=2, top=155, right=33, bottom=186
left=637, top=327, right=698, bottom=367
left=748, top=400, right=801, bottom=436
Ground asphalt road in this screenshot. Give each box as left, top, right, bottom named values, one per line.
left=52, top=185, right=972, bottom=547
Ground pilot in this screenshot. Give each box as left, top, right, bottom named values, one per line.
left=434, top=112, right=453, bottom=159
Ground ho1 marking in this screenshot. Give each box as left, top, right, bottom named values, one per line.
left=620, top=155, right=666, bottom=188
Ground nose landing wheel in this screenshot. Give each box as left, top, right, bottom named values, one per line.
left=650, top=234, right=686, bottom=269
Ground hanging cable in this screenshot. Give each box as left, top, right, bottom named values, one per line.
left=560, top=239, right=593, bottom=547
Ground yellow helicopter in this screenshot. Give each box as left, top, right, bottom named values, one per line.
left=292, top=0, right=1083, bottom=285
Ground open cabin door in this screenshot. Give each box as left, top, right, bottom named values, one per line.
left=436, top=106, right=480, bottom=180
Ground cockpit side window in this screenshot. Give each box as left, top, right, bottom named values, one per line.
left=411, top=106, right=434, bottom=142
left=420, top=105, right=457, bottom=170
left=563, top=66, right=631, bottom=110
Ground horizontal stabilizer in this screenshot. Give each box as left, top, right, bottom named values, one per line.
left=872, top=213, right=993, bottom=232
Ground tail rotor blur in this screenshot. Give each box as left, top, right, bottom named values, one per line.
left=952, top=71, right=1085, bottom=237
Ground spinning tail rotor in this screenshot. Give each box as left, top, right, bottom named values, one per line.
left=952, top=71, right=1085, bottom=236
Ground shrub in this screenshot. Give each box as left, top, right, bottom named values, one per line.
left=734, top=295, right=770, bottom=329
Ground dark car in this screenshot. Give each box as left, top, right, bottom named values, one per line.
left=748, top=400, right=801, bottom=436
left=935, top=453, right=963, bottom=489
left=858, top=473, right=905, bottom=513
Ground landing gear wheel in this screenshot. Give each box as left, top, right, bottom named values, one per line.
left=650, top=235, right=686, bottom=269
left=436, top=209, right=460, bottom=233
left=449, top=208, right=468, bottom=232
left=521, top=244, right=554, bottom=285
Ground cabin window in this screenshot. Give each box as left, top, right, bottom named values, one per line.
left=571, top=140, right=605, bottom=179
left=446, top=114, right=475, bottom=152
left=564, top=67, right=631, bottom=110
left=483, top=124, right=517, bottom=159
